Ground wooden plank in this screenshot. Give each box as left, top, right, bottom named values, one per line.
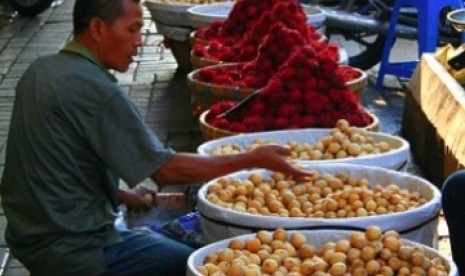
left=403, top=54, right=465, bottom=187
left=402, top=88, right=445, bottom=187
left=417, top=54, right=465, bottom=165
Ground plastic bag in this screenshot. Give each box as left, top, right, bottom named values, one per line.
left=148, top=211, right=205, bottom=249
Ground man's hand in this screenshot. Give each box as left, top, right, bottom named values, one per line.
left=249, top=144, right=314, bottom=182
left=118, top=186, right=157, bottom=212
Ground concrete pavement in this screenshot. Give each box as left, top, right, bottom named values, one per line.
left=0, top=0, right=451, bottom=274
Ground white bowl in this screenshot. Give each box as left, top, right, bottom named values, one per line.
left=197, top=163, right=441, bottom=246
left=154, top=21, right=192, bottom=41
left=187, top=229, right=457, bottom=276
left=447, top=9, right=465, bottom=32
left=145, top=0, right=194, bottom=27
left=187, top=2, right=326, bottom=29
left=302, top=4, right=327, bottom=28
left=197, top=128, right=410, bottom=170
left=187, top=2, right=235, bottom=29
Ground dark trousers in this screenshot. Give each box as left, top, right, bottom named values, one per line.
left=442, top=170, right=465, bottom=275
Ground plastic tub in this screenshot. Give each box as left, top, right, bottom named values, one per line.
left=197, top=128, right=410, bottom=170
left=197, top=163, right=441, bottom=247
left=187, top=2, right=235, bottom=29
left=145, top=0, right=194, bottom=27
left=187, top=229, right=457, bottom=276
left=187, top=2, right=326, bottom=29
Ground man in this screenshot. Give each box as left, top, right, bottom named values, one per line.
left=0, top=0, right=313, bottom=275
left=442, top=171, right=465, bottom=275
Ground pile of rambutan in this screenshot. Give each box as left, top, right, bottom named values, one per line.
left=337, top=66, right=363, bottom=83
left=205, top=44, right=373, bottom=132
left=191, top=0, right=324, bottom=63
left=195, top=22, right=311, bottom=89
left=194, top=0, right=288, bottom=43
left=192, top=0, right=372, bottom=132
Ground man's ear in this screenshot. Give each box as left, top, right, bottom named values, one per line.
left=88, top=17, right=106, bottom=42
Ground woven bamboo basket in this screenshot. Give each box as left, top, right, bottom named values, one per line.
left=187, top=63, right=257, bottom=111
left=199, top=109, right=380, bottom=141
left=190, top=51, right=224, bottom=69
left=344, top=66, right=368, bottom=100
left=199, top=110, right=241, bottom=141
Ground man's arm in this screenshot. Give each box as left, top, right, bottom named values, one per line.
left=117, top=187, right=156, bottom=211
left=151, top=145, right=313, bottom=185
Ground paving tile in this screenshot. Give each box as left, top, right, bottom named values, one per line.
left=46, top=12, right=73, bottom=23
left=114, top=73, right=135, bottom=86
left=134, top=73, right=155, bottom=83
left=0, top=143, right=4, bottom=169
left=0, top=78, right=19, bottom=90
left=0, top=87, right=15, bottom=96
left=0, top=65, right=10, bottom=75
left=2, top=267, right=29, bottom=276
left=145, top=33, right=165, bottom=45
left=40, top=22, right=72, bottom=33
left=0, top=47, right=22, bottom=58
left=5, top=68, right=26, bottom=79
left=0, top=216, right=5, bottom=245
left=3, top=40, right=27, bottom=51
left=0, top=37, right=9, bottom=50
left=32, top=31, right=71, bottom=41
left=438, top=237, right=452, bottom=258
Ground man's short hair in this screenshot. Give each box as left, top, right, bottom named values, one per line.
left=73, top=0, right=141, bottom=35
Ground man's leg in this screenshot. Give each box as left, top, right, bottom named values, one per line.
left=442, top=170, right=465, bottom=275
left=103, top=229, right=194, bottom=276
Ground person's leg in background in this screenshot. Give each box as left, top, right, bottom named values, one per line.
left=442, top=170, right=465, bottom=275
left=103, top=229, right=194, bottom=276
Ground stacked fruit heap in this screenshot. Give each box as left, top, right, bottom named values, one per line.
left=156, top=0, right=234, bottom=3
left=191, top=0, right=371, bottom=131
left=337, top=66, right=363, bottom=83
left=196, top=22, right=320, bottom=88
left=193, top=0, right=322, bottom=61
left=206, top=170, right=426, bottom=218
left=195, top=227, right=449, bottom=276
left=209, top=119, right=391, bottom=160
left=205, top=42, right=372, bottom=132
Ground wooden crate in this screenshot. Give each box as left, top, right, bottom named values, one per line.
left=402, top=53, right=465, bottom=188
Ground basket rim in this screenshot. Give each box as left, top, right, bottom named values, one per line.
left=199, top=110, right=239, bottom=137
left=200, top=108, right=380, bottom=136
left=339, top=65, right=367, bottom=86
left=190, top=51, right=223, bottom=67
left=187, top=62, right=259, bottom=92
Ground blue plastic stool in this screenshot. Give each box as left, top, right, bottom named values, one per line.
left=375, top=0, right=464, bottom=90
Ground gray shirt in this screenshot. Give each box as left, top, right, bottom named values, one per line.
left=0, top=41, right=174, bottom=275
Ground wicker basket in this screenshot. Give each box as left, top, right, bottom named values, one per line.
left=344, top=66, right=368, bottom=100
left=199, top=109, right=380, bottom=141
left=190, top=51, right=224, bottom=69
left=187, top=63, right=257, bottom=111
left=199, top=110, right=241, bottom=141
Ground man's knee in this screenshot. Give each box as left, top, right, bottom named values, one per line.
left=442, top=170, right=465, bottom=208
